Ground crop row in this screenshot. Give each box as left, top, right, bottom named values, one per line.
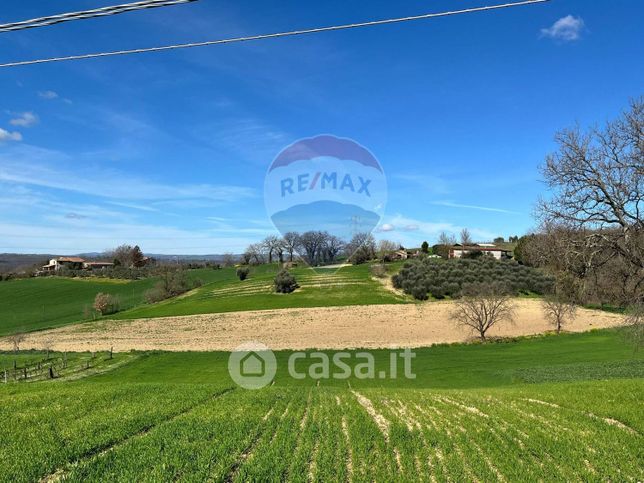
left=1, top=379, right=640, bottom=482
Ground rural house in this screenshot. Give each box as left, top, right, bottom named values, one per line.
left=41, top=257, right=114, bottom=272
left=448, top=243, right=512, bottom=260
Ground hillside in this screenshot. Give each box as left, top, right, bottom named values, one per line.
left=0, top=269, right=226, bottom=336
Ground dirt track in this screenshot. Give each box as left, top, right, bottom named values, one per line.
left=0, top=300, right=625, bottom=352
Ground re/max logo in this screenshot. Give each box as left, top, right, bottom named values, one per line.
left=281, top=172, right=371, bottom=197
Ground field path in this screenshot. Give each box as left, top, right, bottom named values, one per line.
left=0, top=299, right=624, bottom=352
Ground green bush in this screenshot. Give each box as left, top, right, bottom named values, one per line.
left=274, top=269, right=299, bottom=293
left=236, top=267, right=250, bottom=281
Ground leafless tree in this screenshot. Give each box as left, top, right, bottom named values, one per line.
left=377, top=239, right=398, bottom=264
left=460, top=228, right=473, bottom=246
left=323, top=235, right=345, bottom=263
left=282, top=232, right=300, bottom=262
left=8, top=332, right=26, bottom=353
left=542, top=296, right=577, bottom=334
left=346, top=232, right=376, bottom=264
left=451, top=283, right=515, bottom=341
left=438, top=231, right=457, bottom=246
left=244, top=243, right=265, bottom=265
left=262, top=235, right=282, bottom=264
left=298, top=231, right=328, bottom=265
left=221, top=253, right=236, bottom=267
left=537, top=97, right=643, bottom=303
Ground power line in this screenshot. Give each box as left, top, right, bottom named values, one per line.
left=0, top=0, right=198, bottom=33
left=0, top=0, right=549, bottom=68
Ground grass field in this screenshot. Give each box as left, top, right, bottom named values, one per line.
left=0, top=329, right=642, bottom=481
left=0, top=269, right=229, bottom=336
left=113, top=263, right=407, bottom=320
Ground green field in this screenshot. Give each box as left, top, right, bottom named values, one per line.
left=1, top=329, right=642, bottom=481
left=0, top=269, right=231, bottom=336
left=113, top=263, right=407, bottom=320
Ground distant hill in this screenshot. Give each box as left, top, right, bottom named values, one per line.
left=0, top=253, right=239, bottom=273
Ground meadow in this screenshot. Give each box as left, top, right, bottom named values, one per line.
left=0, top=268, right=232, bottom=336
left=112, top=263, right=406, bottom=321
left=0, top=329, right=642, bottom=482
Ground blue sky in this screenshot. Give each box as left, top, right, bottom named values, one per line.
left=0, top=0, right=642, bottom=254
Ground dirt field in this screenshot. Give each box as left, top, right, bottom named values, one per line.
left=0, top=299, right=625, bottom=352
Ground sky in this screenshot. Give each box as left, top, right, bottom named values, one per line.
left=0, top=0, right=642, bottom=255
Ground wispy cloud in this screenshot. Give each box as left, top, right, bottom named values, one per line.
left=0, top=147, right=256, bottom=205
left=38, top=90, right=59, bottom=99
left=540, top=15, right=585, bottom=42
left=9, top=111, right=39, bottom=127
left=0, top=128, right=22, bottom=142
left=431, top=201, right=521, bottom=215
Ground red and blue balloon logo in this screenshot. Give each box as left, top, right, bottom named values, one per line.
left=264, top=135, right=387, bottom=243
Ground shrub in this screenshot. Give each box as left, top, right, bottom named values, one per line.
left=274, top=269, right=299, bottom=293
left=236, top=267, right=250, bottom=281
left=93, top=293, right=120, bottom=315
left=394, top=258, right=554, bottom=300
left=371, top=264, right=387, bottom=278
left=144, top=284, right=168, bottom=304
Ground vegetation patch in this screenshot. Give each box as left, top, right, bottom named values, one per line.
left=393, top=258, right=554, bottom=300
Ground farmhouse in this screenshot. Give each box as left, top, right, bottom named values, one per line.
left=448, top=243, right=512, bottom=260
left=41, top=257, right=114, bottom=272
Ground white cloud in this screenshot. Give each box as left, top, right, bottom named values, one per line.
left=38, top=90, right=59, bottom=99
left=377, top=223, right=395, bottom=232
left=0, top=128, right=22, bottom=142
left=540, top=15, right=585, bottom=42
left=10, top=111, right=39, bottom=127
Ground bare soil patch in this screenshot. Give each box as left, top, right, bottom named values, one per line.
left=0, top=299, right=624, bottom=352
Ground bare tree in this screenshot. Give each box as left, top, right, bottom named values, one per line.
left=542, top=296, right=577, bottom=334
left=460, top=228, right=473, bottom=246
left=221, top=253, right=236, bottom=267
left=298, top=231, right=328, bottom=265
left=438, top=231, right=457, bottom=246
left=451, top=283, right=515, bottom=341
left=377, top=239, right=398, bottom=264
left=346, top=232, right=376, bottom=264
left=262, top=235, right=282, bottom=264
left=323, top=235, right=345, bottom=263
left=282, top=232, right=300, bottom=262
left=8, top=332, right=26, bottom=353
left=244, top=243, right=265, bottom=265
left=537, top=97, right=644, bottom=303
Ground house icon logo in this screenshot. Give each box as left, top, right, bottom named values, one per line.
left=240, top=351, right=265, bottom=377
left=228, top=341, right=277, bottom=389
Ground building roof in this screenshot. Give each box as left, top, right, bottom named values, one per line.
left=451, top=244, right=511, bottom=252
left=57, top=256, right=85, bottom=263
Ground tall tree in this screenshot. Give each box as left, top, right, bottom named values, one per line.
left=537, top=97, right=644, bottom=304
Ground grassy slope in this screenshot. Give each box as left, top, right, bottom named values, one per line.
left=0, top=269, right=225, bottom=336
left=90, top=329, right=643, bottom=388
left=113, top=263, right=407, bottom=320
left=0, top=330, right=642, bottom=481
